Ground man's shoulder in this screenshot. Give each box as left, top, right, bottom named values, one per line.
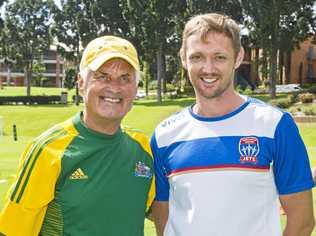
left=123, top=127, right=149, bottom=143
left=152, top=108, right=191, bottom=148
left=155, top=108, right=190, bottom=132
left=33, top=116, right=77, bottom=145
left=246, top=97, right=285, bottom=121
left=123, top=128, right=152, bottom=157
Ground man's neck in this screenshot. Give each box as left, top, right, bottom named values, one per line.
left=193, top=92, right=246, bottom=118
left=82, top=113, right=121, bottom=135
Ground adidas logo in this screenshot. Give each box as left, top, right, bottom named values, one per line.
left=69, top=168, right=88, bottom=180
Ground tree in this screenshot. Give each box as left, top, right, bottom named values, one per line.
left=120, top=0, right=187, bottom=103
left=53, top=0, right=129, bottom=66
left=0, top=0, right=6, bottom=29
left=53, top=0, right=128, bottom=105
left=4, top=0, right=55, bottom=96
left=241, top=0, right=315, bottom=98
left=32, top=60, right=46, bottom=86
left=64, top=67, right=77, bottom=90
left=120, top=0, right=244, bottom=102
left=52, top=0, right=87, bottom=67
left=90, top=0, right=128, bottom=36
left=0, top=24, right=17, bottom=87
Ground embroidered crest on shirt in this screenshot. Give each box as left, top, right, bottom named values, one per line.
left=134, top=161, right=152, bottom=178
left=69, top=168, right=88, bottom=179
left=239, top=137, right=260, bottom=163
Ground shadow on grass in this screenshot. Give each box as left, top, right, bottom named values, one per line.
left=25, top=103, right=81, bottom=108
left=134, top=98, right=196, bottom=107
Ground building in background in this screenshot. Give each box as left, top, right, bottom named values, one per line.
left=0, top=46, right=65, bottom=87
left=288, top=36, right=316, bottom=85
left=236, top=35, right=316, bottom=89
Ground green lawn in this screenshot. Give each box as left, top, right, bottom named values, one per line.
left=0, top=90, right=315, bottom=235
left=0, top=86, right=73, bottom=97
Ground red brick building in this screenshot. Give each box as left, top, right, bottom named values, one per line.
left=0, top=48, right=65, bottom=87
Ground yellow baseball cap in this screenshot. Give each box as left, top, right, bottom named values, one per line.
left=79, top=35, right=140, bottom=72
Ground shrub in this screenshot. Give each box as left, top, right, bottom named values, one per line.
left=148, top=80, right=157, bottom=90
left=270, top=97, right=293, bottom=109
left=302, top=83, right=316, bottom=94
left=307, top=86, right=316, bottom=94
left=299, top=93, right=314, bottom=103
left=288, top=93, right=298, bottom=104
left=64, top=68, right=77, bottom=90
left=288, top=104, right=316, bottom=116
left=166, top=83, right=176, bottom=92
left=0, top=95, right=62, bottom=105
left=303, top=106, right=316, bottom=116
left=242, top=87, right=253, bottom=95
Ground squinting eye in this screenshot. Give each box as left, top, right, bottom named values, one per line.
left=215, top=55, right=227, bottom=61
left=189, top=55, right=201, bottom=62
left=95, top=74, right=110, bottom=81
left=119, top=75, right=131, bottom=83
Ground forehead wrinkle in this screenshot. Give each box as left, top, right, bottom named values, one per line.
left=98, top=59, right=133, bottom=77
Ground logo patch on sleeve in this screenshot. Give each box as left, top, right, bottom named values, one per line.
left=134, top=161, right=152, bottom=178
left=239, top=137, right=260, bottom=164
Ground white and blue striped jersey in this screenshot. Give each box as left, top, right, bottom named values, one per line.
left=151, top=97, right=314, bottom=236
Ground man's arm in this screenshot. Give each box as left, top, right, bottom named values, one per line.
left=151, top=200, right=169, bottom=236
left=0, top=137, right=63, bottom=235
left=280, top=189, right=314, bottom=236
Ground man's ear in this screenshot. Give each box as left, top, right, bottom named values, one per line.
left=77, top=73, right=84, bottom=97
left=234, top=47, right=244, bottom=69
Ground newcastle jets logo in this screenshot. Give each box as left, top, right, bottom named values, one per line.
left=238, top=137, right=260, bottom=164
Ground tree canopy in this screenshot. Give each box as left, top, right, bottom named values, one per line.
left=0, top=0, right=315, bottom=98
left=241, top=0, right=315, bottom=97
left=2, top=0, right=55, bottom=96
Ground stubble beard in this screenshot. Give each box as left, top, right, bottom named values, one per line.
left=194, top=73, right=234, bottom=100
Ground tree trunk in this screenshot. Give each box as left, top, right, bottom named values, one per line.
left=25, top=62, right=32, bottom=97
left=162, top=52, right=166, bottom=94
left=261, top=50, right=268, bottom=82
left=269, top=2, right=279, bottom=99
left=75, top=38, right=81, bottom=106
left=269, top=48, right=277, bottom=98
left=6, top=63, right=11, bottom=86
left=278, top=50, right=284, bottom=84
left=285, top=51, right=291, bottom=84
left=143, top=61, right=150, bottom=96
left=255, top=48, right=260, bottom=77
left=156, top=44, right=162, bottom=103
left=250, top=48, right=260, bottom=87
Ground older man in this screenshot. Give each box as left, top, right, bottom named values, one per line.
left=0, top=35, right=154, bottom=236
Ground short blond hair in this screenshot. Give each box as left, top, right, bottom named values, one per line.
left=180, top=13, right=241, bottom=61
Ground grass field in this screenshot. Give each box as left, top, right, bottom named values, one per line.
left=0, top=86, right=75, bottom=97
left=0, top=87, right=316, bottom=235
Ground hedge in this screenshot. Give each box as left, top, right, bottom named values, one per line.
left=0, top=95, right=62, bottom=105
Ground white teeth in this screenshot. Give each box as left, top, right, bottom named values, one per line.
left=104, top=97, right=120, bottom=103
left=201, top=77, right=217, bottom=83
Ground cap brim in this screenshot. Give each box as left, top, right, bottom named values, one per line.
left=88, top=52, right=140, bottom=72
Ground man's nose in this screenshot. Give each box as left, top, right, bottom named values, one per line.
left=103, top=78, right=122, bottom=91
left=201, top=59, right=216, bottom=74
